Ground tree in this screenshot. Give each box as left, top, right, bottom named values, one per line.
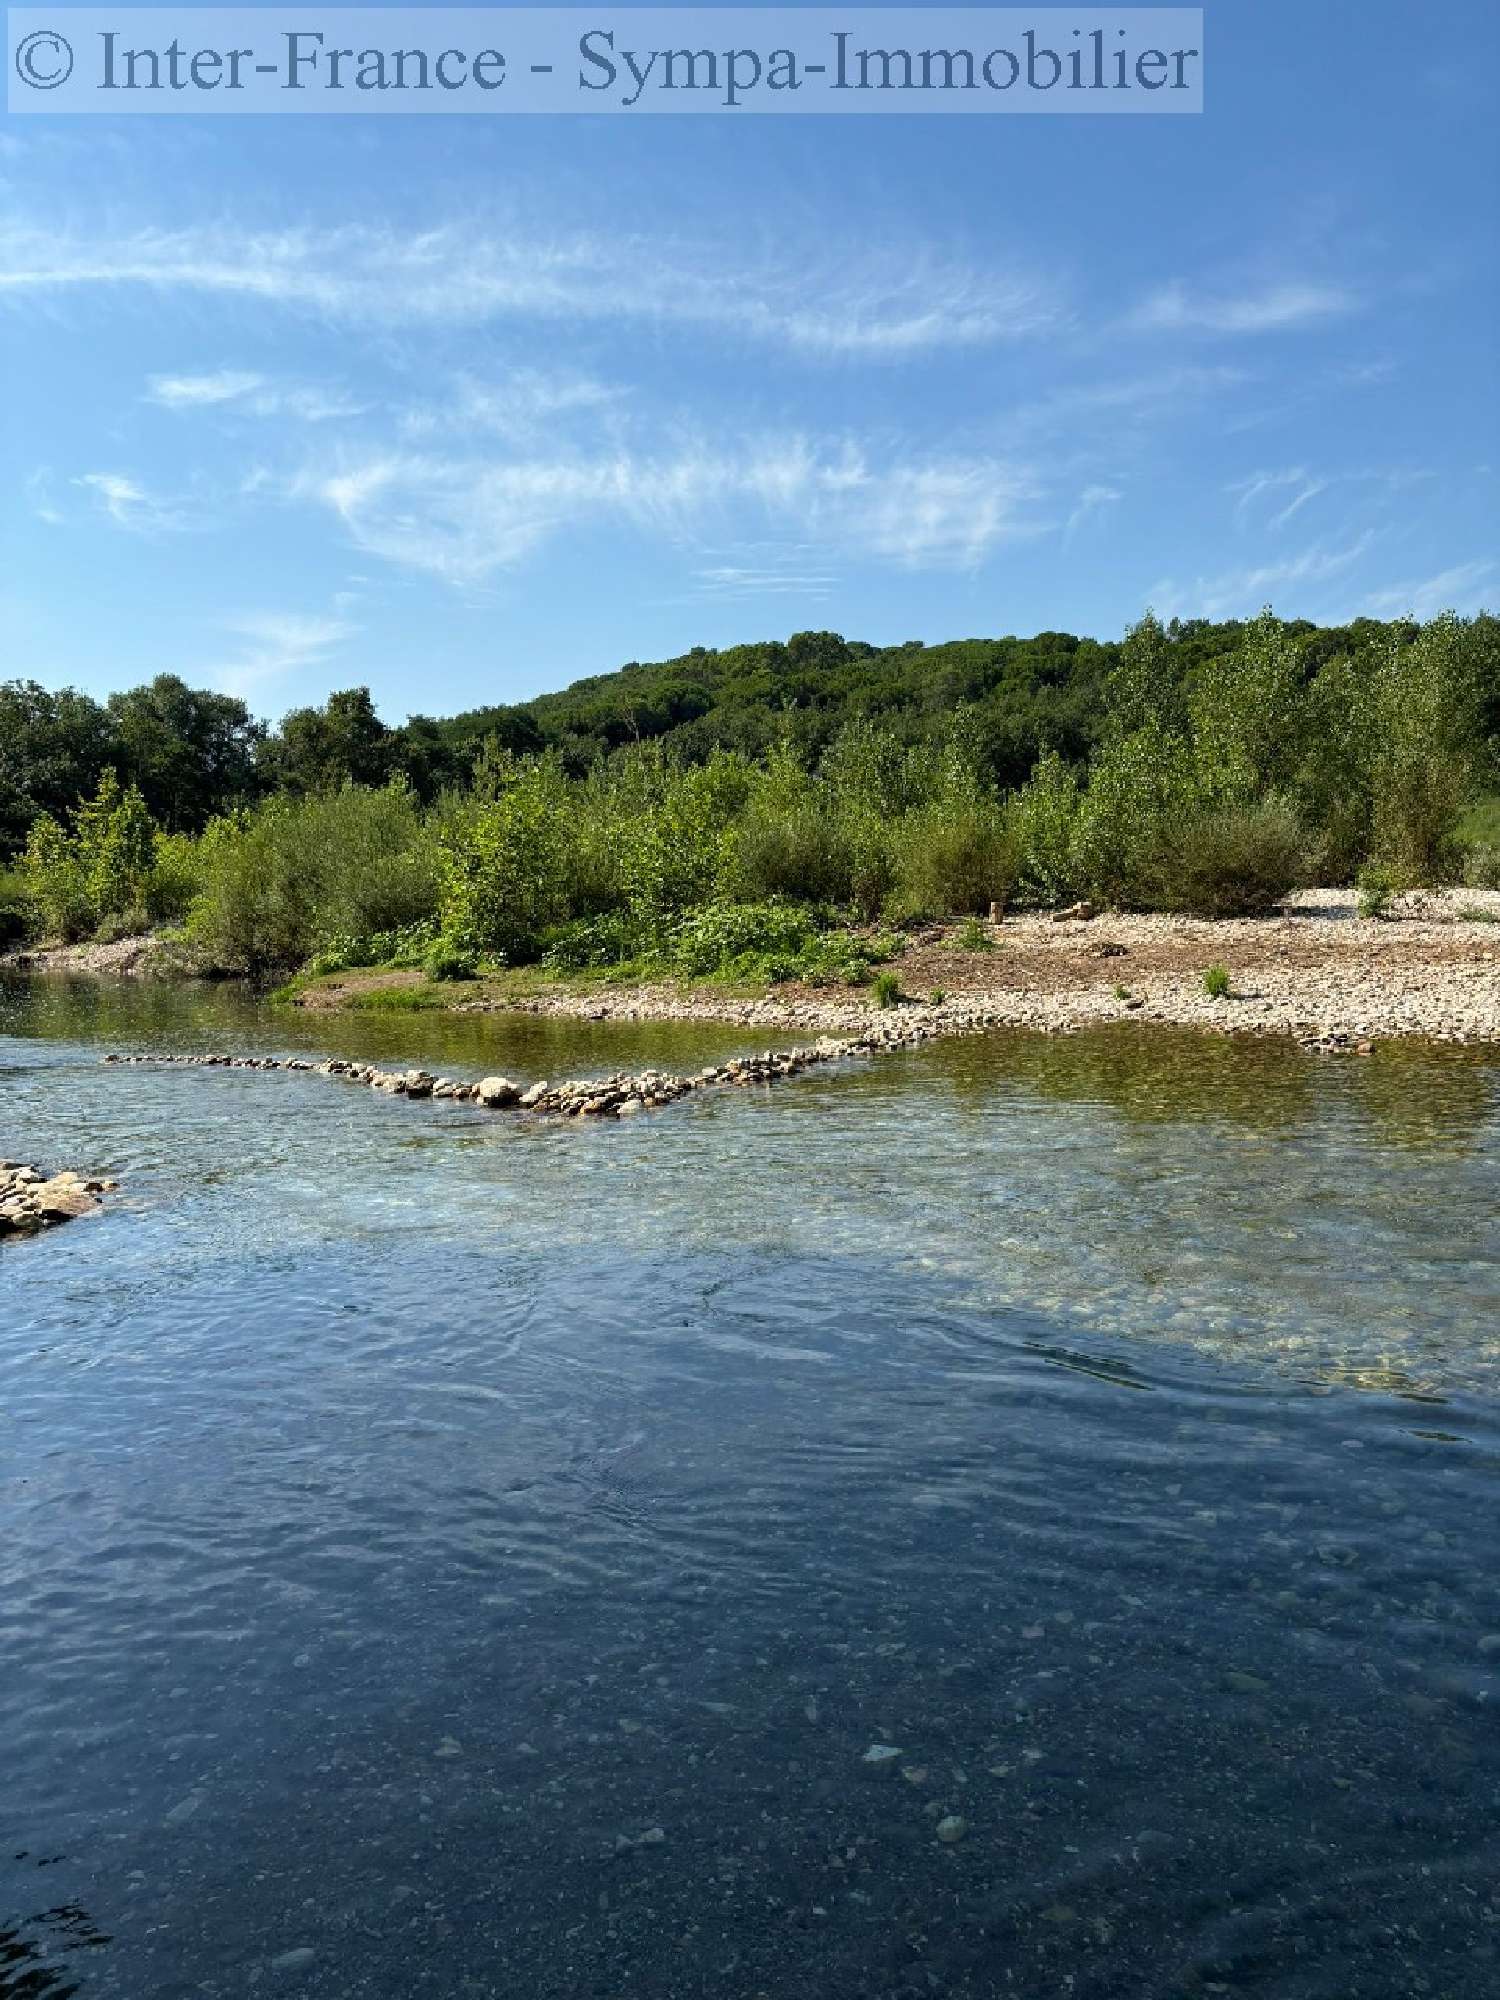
left=268, top=687, right=393, bottom=793
left=0, top=680, right=113, bottom=858
left=106, top=674, right=264, bottom=830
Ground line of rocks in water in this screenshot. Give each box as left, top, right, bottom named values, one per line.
left=0, top=1161, right=117, bottom=1237
left=100, top=1017, right=953, bottom=1117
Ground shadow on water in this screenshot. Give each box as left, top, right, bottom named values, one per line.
left=0, top=1876, right=109, bottom=2000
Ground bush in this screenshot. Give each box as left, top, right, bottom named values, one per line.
left=185, top=785, right=440, bottom=976
left=424, top=940, right=478, bottom=981
left=1143, top=799, right=1305, bottom=917
left=666, top=899, right=819, bottom=979
left=956, top=914, right=993, bottom=951
left=871, top=969, right=902, bottom=1007
left=892, top=803, right=1016, bottom=920
left=1202, top=963, right=1231, bottom=999
left=1357, top=864, right=1400, bottom=919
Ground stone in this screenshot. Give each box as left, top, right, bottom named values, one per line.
left=35, top=1180, right=98, bottom=1220
left=616, top=1098, right=646, bottom=1116
left=518, top=1080, right=550, bottom=1107
left=935, top=1815, right=968, bottom=1843
left=862, top=1743, right=903, bottom=1772
left=476, top=1076, right=521, bottom=1107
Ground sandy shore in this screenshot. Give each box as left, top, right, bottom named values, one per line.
left=10, top=889, right=1500, bottom=1050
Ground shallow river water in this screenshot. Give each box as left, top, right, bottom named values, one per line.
left=2, top=977, right=1498, bottom=1999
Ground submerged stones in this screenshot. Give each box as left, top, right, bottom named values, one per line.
left=99, top=1014, right=966, bottom=1128
left=0, top=1161, right=116, bottom=1238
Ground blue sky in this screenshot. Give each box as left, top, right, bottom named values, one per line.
left=2, top=0, right=1496, bottom=723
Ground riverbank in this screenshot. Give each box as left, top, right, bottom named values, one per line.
left=9, top=888, right=1500, bottom=1050
left=290, top=889, right=1500, bottom=1051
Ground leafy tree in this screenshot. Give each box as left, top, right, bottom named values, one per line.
left=106, top=675, right=263, bottom=830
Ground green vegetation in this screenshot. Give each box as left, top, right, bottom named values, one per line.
left=1202, top=963, right=1232, bottom=1000
left=7, top=610, right=1496, bottom=985
left=871, top=971, right=902, bottom=1008
left=1357, top=864, right=1400, bottom=920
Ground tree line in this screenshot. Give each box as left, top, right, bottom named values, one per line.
left=5, top=610, right=1497, bottom=975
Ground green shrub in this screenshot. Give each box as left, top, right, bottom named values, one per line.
left=893, top=803, right=1016, bottom=920
left=185, top=784, right=439, bottom=976
left=956, top=915, right=994, bottom=952
left=1462, top=844, right=1500, bottom=891
left=1143, top=798, right=1306, bottom=918
left=424, top=940, right=478, bottom=981
left=1357, top=864, right=1400, bottom=920
left=1202, top=963, right=1231, bottom=999
left=871, top=969, right=902, bottom=1007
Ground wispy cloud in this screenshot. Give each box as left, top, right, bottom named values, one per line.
left=1130, top=280, right=1356, bottom=336
left=400, top=369, right=623, bottom=442
left=0, top=221, right=1065, bottom=357
left=1362, top=559, right=1496, bottom=620
left=298, top=439, right=1043, bottom=584
left=146, top=369, right=362, bottom=421
left=76, top=469, right=189, bottom=532
left=1230, top=466, right=1329, bottom=531
left=1062, top=484, right=1121, bottom=544
left=207, top=611, right=355, bottom=698
left=1147, top=533, right=1376, bottom=621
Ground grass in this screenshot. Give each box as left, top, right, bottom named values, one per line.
left=1457, top=905, right=1500, bottom=924
left=956, top=915, right=995, bottom=952
left=1113, top=983, right=1131, bottom=1000
left=871, top=970, right=902, bottom=1008
left=1202, top=963, right=1231, bottom=1000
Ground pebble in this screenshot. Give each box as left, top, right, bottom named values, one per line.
left=935, top=1815, right=968, bottom=1843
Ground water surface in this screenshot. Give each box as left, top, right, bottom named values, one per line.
left=3, top=977, right=1497, bottom=1997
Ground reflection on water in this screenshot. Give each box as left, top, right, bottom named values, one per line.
left=3, top=975, right=1498, bottom=1996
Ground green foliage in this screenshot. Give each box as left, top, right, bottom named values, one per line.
left=1142, top=798, right=1306, bottom=918
left=21, top=769, right=158, bottom=942
left=1202, top=963, right=1231, bottom=1000
left=871, top=969, right=902, bottom=1008
left=1357, top=864, right=1400, bottom=919
left=1011, top=752, right=1082, bottom=905
left=437, top=754, right=575, bottom=962
left=185, top=784, right=439, bottom=976
left=8, top=611, right=1494, bottom=974
left=1366, top=615, right=1483, bottom=881
left=956, top=915, right=994, bottom=951
left=424, top=940, right=478, bottom=981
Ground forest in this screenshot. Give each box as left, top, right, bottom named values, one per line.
left=5, top=609, right=1497, bottom=981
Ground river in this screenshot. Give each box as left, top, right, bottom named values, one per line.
left=3, top=975, right=1497, bottom=1998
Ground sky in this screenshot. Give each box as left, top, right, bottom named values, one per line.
left=1, top=0, right=1497, bottom=724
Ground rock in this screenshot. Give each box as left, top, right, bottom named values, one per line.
left=476, top=1076, right=521, bottom=1107
left=1053, top=901, right=1095, bottom=922
left=518, top=1080, right=550, bottom=1107
left=269, top=1947, right=317, bottom=1974
left=34, top=1180, right=98, bottom=1220
left=935, top=1815, right=968, bottom=1843
left=862, top=1743, right=903, bottom=1772
left=616, top=1098, right=646, bottom=1116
